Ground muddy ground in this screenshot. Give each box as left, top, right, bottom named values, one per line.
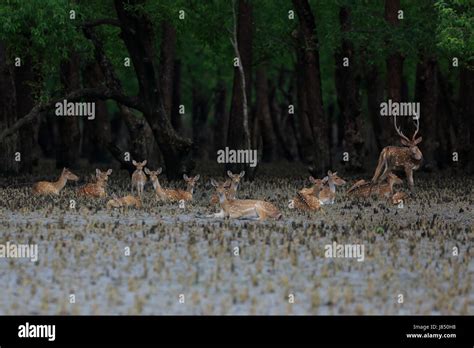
left=0, top=162, right=472, bottom=315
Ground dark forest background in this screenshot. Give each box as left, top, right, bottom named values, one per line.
left=0, top=0, right=473, bottom=180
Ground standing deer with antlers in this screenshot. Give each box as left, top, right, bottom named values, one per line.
left=372, top=115, right=422, bottom=189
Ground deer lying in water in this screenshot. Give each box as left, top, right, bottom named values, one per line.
left=319, top=171, right=347, bottom=205
left=347, top=173, right=403, bottom=199
left=106, top=194, right=142, bottom=210
left=209, top=170, right=245, bottom=205
left=293, top=176, right=327, bottom=211
left=77, top=169, right=112, bottom=198
left=145, top=167, right=200, bottom=202
left=372, top=114, right=422, bottom=189
left=210, top=179, right=281, bottom=221
left=32, top=168, right=79, bottom=195
left=131, top=160, right=147, bottom=197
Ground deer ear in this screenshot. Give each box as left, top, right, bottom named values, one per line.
left=183, top=174, right=189, bottom=180
left=157, top=167, right=162, bottom=174
left=144, top=168, right=150, bottom=175
left=227, top=170, right=233, bottom=177
left=400, top=138, right=410, bottom=146
left=132, top=160, right=138, bottom=166
left=96, top=169, right=101, bottom=176
left=210, top=178, right=217, bottom=187
left=107, top=169, right=113, bottom=175
left=414, top=136, right=422, bottom=145
left=327, top=170, right=332, bottom=176
left=309, top=176, right=316, bottom=184
left=322, top=176, right=329, bottom=183
left=142, top=160, right=147, bottom=166
left=194, top=174, right=200, bottom=181
left=240, top=171, right=245, bottom=177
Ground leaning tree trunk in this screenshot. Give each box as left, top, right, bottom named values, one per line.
left=226, top=0, right=253, bottom=175
left=57, top=52, right=81, bottom=169
left=384, top=0, right=404, bottom=146
left=293, top=0, right=330, bottom=175
left=0, top=42, right=19, bottom=174
left=114, top=0, right=193, bottom=179
left=334, top=6, right=363, bottom=172
left=415, top=55, right=438, bottom=170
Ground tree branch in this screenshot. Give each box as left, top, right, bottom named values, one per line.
left=0, top=87, right=140, bottom=142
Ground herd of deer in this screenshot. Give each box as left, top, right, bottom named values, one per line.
left=31, top=115, right=423, bottom=221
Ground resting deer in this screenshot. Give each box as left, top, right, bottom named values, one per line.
left=131, top=160, right=147, bottom=197
left=32, top=168, right=79, bottom=195
left=319, top=171, right=347, bottom=205
left=210, top=179, right=282, bottom=221
left=145, top=167, right=200, bottom=202
left=209, top=170, right=245, bottom=205
left=293, top=176, right=327, bottom=211
left=347, top=173, right=403, bottom=199
left=391, top=191, right=408, bottom=205
left=77, top=169, right=112, bottom=198
left=106, top=194, right=142, bottom=210
left=372, top=114, right=422, bottom=189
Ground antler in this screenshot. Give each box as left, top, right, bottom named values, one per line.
left=412, top=115, right=420, bottom=140
left=393, top=114, right=410, bottom=142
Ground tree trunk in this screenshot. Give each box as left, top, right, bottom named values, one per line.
left=114, top=0, right=193, bottom=179
left=192, top=85, right=210, bottom=159
left=226, top=0, right=253, bottom=174
left=415, top=55, right=438, bottom=170
left=171, top=59, right=182, bottom=132
left=14, top=56, right=41, bottom=173
left=0, top=42, right=19, bottom=174
left=293, top=0, right=330, bottom=175
left=458, top=65, right=474, bottom=173
left=384, top=0, right=404, bottom=145
left=159, top=21, right=176, bottom=119
left=57, top=52, right=81, bottom=169
left=255, top=66, right=276, bottom=162
left=213, top=81, right=228, bottom=154
left=334, top=6, right=363, bottom=172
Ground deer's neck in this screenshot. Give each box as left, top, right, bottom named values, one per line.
left=186, top=183, right=194, bottom=195
left=328, top=179, right=336, bottom=193
left=54, top=175, right=68, bottom=192
left=152, top=177, right=163, bottom=192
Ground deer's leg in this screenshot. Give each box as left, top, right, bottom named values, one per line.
left=405, top=166, right=414, bottom=189
left=371, top=151, right=386, bottom=182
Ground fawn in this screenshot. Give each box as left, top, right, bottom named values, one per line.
left=209, top=170, right=245, bottom=205
left=77, top=169, right=112, bottom=198
left=293, top=176, right=327, bottom=211
left=319, top=171, right=347, bottom=205
left=106, top=194, right=142, bottom=210
left=131, top=160, right=147, bottom=197
left=372, top=114, right=422, bottom=188
left=348, top=173, right=403, bottom=198
left=145, top=167, right=200, bottom=202
left=210, top=179, right=281, bottom=220
left=32, top=168, right=79, bottom=195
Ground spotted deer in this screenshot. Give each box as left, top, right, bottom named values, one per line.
left=293, top=176, right=327, bottom=211
left=77, top=169, right=112, bottom=198
left=209, top=170, right=245, bottom=205
left=32, top=168, right=79, bottom=195
left=372, top=115, right=422, bottom=189
left=209, top=179, right=281, bottom=220
left=319, top=171, right=347, bottom=205
left=347, top=173, right=403, bottom=199
left=106, top=194, right=142, bottom=210
left=131, top=160, right=147, bottom=197
left=145, top=167, right=200, bottom=202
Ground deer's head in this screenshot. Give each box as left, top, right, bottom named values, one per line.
left=96, top=169, right=112, bottom=183
left=62, top=168, right=79, bottom=181
left=132, top=160, right=147, bottom=171
left=326, top=171, right=346, bottom=186
left=144, top=167, right=162, bottom=183
left=210, top=179, right=231, bottom=200
left=183, top=174, right=200, bottom=191
left=394, top=115, right=422, bottom=161
left=227, top=170, right=245, bottom=187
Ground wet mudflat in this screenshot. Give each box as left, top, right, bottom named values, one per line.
left=0, top=164, right=472, bottom=314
